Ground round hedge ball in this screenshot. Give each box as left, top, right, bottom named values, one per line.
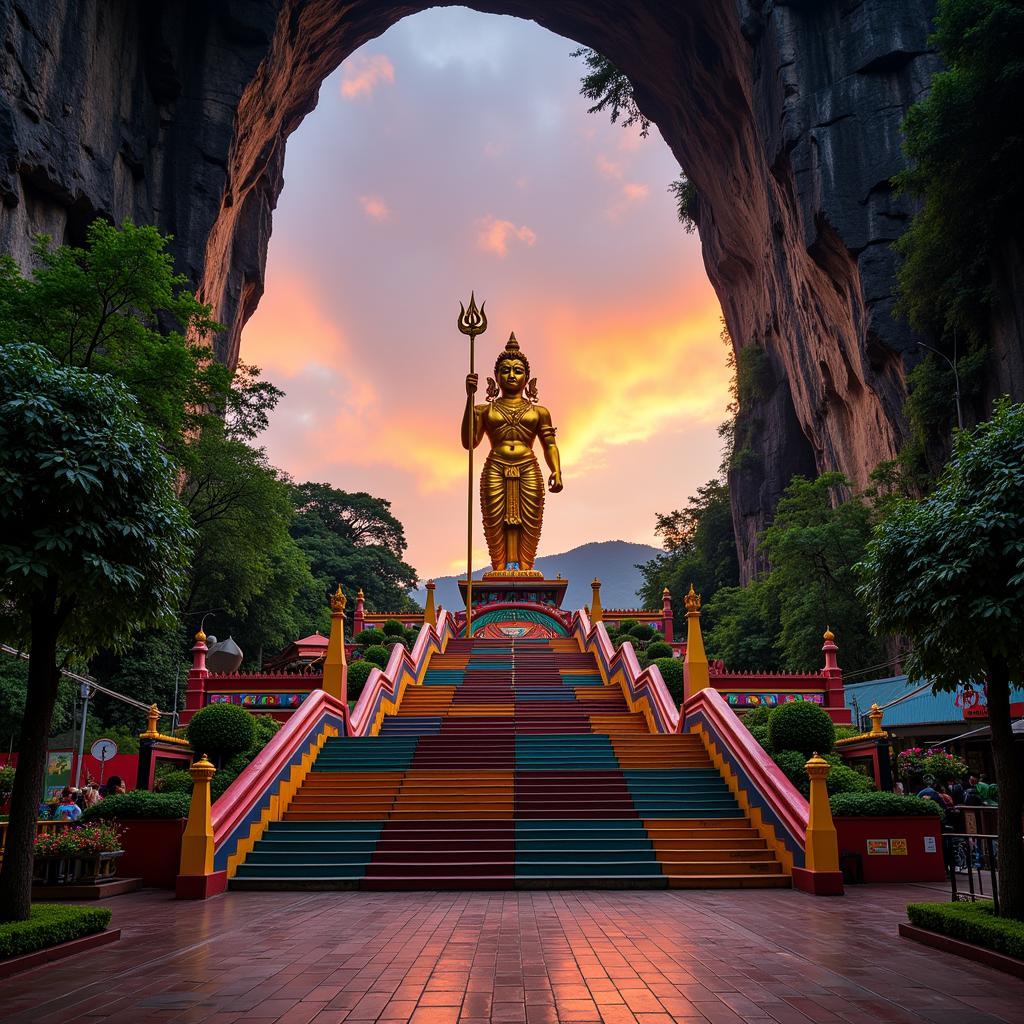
left=363, top=644, right=391, bottom=667
left=767, top=701, right=835, bottom=758
left=186, top=703, right=257, bottom=760
left=629, top=623, right=657, bottom=642
left=645, top=641, right=673, bottom=661
left=347, top=660, right=375, bottom=702
left=652, top=657, right=683, bottom=704
left=381, top=619, right=405, bottom=636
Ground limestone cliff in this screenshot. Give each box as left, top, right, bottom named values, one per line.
left=0, top=0, right=1017, bottom=579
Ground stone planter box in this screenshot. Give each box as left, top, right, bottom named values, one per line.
left=33, top=850, right=122, bottom=886
left=117, top=817, right=187, bottom=888
left=835, top=815, right=945, bottom=882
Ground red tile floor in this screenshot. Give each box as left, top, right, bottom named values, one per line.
left=3, top=885, right=1022, bottom=1024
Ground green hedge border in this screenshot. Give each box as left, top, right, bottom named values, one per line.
left=0, top=904, right=112, bottom=959
left=907, top=902, right=1024, bottom=960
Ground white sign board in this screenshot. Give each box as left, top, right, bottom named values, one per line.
left=924, top=835, right=937, bottom=854
left=90, top=738, right=118, bottom=762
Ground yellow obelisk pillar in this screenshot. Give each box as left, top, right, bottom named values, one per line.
left=683, top=584, right=709, bottom=697
left=804, top=753, right=840, bottom=873
left=590, top=578, right=603, bottom=623
left=424, top=580, right=437, bottom=628
left=323, top=584, right=348, bottom=704
left=179, top=754, right=216, bottom=877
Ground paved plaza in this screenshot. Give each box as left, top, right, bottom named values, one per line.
left=3, top=885, right=1023, bottom=1024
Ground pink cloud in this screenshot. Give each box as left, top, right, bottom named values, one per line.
left=622, top=183, right=649, bottom=201
left=359, top=195, right=392, bottom=221
left=340, top=54, right=395, bottom=99
left=477, top=216, right=537, bottom=257
left=595, top=154, right=622, bottom=179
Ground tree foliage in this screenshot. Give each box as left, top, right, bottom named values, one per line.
left=291, top=482, right=418, bottom=616
left=637, top=479, right=739, bottom=633
left=858, top=399, right=1024, bottom=918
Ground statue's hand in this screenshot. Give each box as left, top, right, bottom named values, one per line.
left=548, top=473, right=563, bottom=493
left=466, top=372, right=479, bottom=396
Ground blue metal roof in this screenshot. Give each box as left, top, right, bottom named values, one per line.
left=845, top=676, right=1024, bottom=728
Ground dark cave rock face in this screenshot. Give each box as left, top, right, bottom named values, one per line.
left=2, top=0, right=1009, bottom=579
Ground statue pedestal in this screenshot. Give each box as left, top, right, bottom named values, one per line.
left=458, top=575, right=568, bottom=611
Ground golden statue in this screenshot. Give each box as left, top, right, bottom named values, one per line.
left=462, top=332, right=562, bottom=573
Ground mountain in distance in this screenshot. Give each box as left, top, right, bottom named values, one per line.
left=412, top=540, right=663, bottom=613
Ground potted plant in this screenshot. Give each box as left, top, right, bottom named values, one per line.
left=33, top=821, right=123, bottom=885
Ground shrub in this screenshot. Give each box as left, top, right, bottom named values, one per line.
left=645, top=641, right=673, bottom=661
left=614, top=635, right=632, bottom=649
left=347, top=660, right=375, bottom=702
left=156, top=770, right=193, bottom=794
left=404, top=628, right=421, bottom=647
left=382, top=619, right=405, bottom=636
left=0, top=764, right=15, bottom=806
left=0, top=904, right=112, bottom=959
left=748, top=724, right=770, bottom=750
left=826, top=764, right=875, bottom=796
left=250, top=713, right=280, bottom=751
left=906, top=902, right=1024, bottom=959
left=829, top=792, right=942, bottom=818
left=771, top=750, right=809, bottom=793
left=81, top=791, right=190, bottom=820
left=211, top=770, right=238, bottom=800
left=741, top=705, right=775, bottom=734
left=34, top=821, right=122, bottom=856
left=767, top=701, right=835, bottom=758
left=186, top=703, right=257, bottom=762
left=833, top=725, right=861, bottom=742
left=629, top=623, right=657, bottom=643
left=353, top=629, right=381, bottom=647
left=363, top=644, right=391, bottom=668
left=618, top=619, right=639, bottom=634
left=652, top=658, right=683, bottom=704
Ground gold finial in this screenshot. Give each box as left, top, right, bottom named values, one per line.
left=805, top=751, right=830, bottom=778
left=142, top=704, right=160, bottom=738
left=195, top=628, right=206, bottom=643
left=357, top=588, right=364, bottom=600
left=823, top=626, right=835, bottom=642
left=868, top=702, right=885, bottom=738
left=663, top=587, right=670, bottom=596
left=684, top=583, right=701, bottom=613
left=330, top=584, right=347, bottom=614
left=190, top=754, right=215, bottom=774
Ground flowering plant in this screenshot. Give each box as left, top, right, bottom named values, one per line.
left=34, top=822, right=122, bottom=857
left=896, top=747, right=926, bottom=777
left=896, top=747, right=968, bottom=782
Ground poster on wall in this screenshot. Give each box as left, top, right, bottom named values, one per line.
left=891, top=838, right=908, bottom=856
left=866, top=839, right=890, bottom=856
left=43, top=750, right=72, bottom=800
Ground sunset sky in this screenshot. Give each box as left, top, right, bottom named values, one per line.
left=240, top=8, right=731, bottom=582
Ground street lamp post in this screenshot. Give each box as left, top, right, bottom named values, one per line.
left=916, top=336, right=963, bottom=430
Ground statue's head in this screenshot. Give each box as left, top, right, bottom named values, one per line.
left=494, top=332, right=530, bottom=396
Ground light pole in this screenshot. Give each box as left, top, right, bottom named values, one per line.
left=916, top=334, right=963, bottom=430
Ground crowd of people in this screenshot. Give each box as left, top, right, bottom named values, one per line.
left=47, top=776, right=127, bottom=821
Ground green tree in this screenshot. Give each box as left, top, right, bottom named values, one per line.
left=291, top=482, right=418, bottom=616
left=894, top=0, right=1024, bottom=457
left=0, top=221, right=222, bottom=460
left=0, top=658, right=74, bottom=753
left=704, top=582, right=782, bottom=672
left=637, top=479, right=739, bottom=633
left=0, top=343, right=191, bottom=921
left=858, top=399, right=1024, bottom=919
left=759, top=473, right=884, bottom=673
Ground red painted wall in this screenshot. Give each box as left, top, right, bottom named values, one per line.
left=0, top=752, right=139, bottom=789
left=116, top=818, right=186, bottom=888
left=835, top=816, right=945, bottom=883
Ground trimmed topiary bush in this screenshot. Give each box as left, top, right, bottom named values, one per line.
left=767, top=701, right=835, bottom=758
left=652, top=658, right=683, bottom=704
left=825, top=763, right=875, bottom=796
left=748, top=724, right=771, bottom=750
left=381, top=619, right=405, bottom=636
left=353, top=628, right=381, bottom=647
left=0, top=904, right=112, bottom=959
left=363, top=644, right=390, bottom=668
left=771, top=749, right=809, bottom=792
left=347, top=660, right=375, bottom=702
left=906, top=902, right=1024, bottom=959
left=617, top=619, right=639, bottom=634
left=833, top=725, right=862, bottom=742
left=404, top=628, right=421, bottom=647
left=81, top=791, right=190, bottom=820
left=156, top=770, right=193, bottom=794
left=645, top=641, right=673, bottom=661
left=829, top=791, right=942, bottom=817
left=186, top=703, right=257, bottom=763
left=741, top=705, right=775, bottom=735
left=629, top=623, right=657, bottom=642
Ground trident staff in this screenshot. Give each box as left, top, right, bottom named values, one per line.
left=458, top=294, right=487, bottom=637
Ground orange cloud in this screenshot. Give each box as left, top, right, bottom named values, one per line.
left=340, top=54, right=395, bottom=99
left=477, top=216, right=537, bottom=257
left=359, top=195, right=392, bottom=221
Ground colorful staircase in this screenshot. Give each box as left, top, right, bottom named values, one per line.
left=231, top=638, right=790, bottom=889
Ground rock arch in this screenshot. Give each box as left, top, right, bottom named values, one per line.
left=0, top=0, right=943, bottom=576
